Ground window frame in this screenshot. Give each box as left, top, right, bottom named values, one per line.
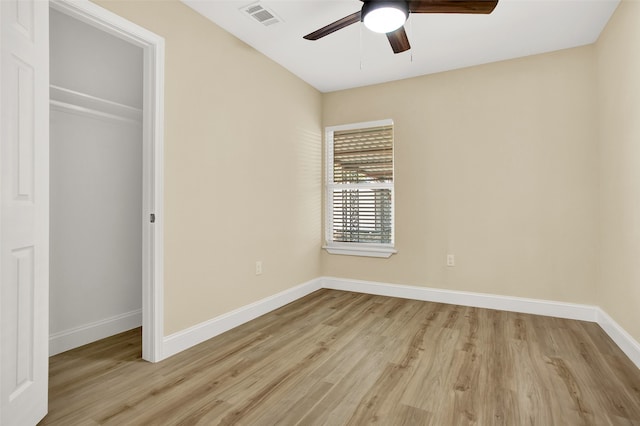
left=323, top=119, right=397, bottom=258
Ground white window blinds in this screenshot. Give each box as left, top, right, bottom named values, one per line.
left=326, top=120, right=395, bottom=252
left=332, top=125, right=393, bottom=183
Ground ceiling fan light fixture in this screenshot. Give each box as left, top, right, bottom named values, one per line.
left=362, top=1, right=409, bottom=34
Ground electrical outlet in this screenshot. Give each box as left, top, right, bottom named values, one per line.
left=447, top=254, right=455, bottom=267
left=255, top=261, right=263, bottom=275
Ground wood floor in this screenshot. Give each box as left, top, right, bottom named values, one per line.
left=40, top=289, right=640, bottom=425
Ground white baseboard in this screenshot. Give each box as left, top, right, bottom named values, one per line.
left=162, top=278, right=323, bottom=360
left=321, top=277, right=598, bottom=321
left=49, top=309, right=142, bottom=356
left=157, top=276, right=640, bottom=370
left=596, top=308, right=640, bottom=369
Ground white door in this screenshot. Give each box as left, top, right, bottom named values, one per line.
left=0, top=0, right=50, bottom=424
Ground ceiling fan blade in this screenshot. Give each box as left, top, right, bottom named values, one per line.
left=303, top=11, right=362, bottom=40
left=386, top=27, right=411, bottom=54
left=408, top=0, right=498, bottom=14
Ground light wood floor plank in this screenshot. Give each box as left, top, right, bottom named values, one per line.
left=39, top=289, right=640, bottom=425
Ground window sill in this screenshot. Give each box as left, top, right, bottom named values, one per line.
left=323, top=244, right=397, bottom=258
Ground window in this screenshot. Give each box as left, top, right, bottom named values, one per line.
left=324, top=119, right=396, bottom=258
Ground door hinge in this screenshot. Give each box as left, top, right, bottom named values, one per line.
left=150, top=213, right=156, bottom=223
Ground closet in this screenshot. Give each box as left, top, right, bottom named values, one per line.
left=49, top=8, right=144, bottom=355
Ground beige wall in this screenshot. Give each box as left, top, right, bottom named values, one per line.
left=322, top=47, right=600, bottom=304
left=93, top=0, right=323, bottom=335
left=596, top=0, right=640, bottom=343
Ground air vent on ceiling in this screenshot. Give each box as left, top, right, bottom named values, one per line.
left=241, top=2, right=282, bottom=27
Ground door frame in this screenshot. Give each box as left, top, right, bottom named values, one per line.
left=50, top=0, right=165, bottom=362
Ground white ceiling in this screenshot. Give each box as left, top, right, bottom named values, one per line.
left=182, top=0, right=620, bottom=93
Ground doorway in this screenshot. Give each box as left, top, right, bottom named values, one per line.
left=49, top=0, right=164, bottom=363
left=49, top=6, right=144, bottom=357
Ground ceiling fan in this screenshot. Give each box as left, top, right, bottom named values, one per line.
left=303, top=0, right=499, bottom=54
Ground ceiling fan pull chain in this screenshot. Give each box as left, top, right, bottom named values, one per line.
left=359, top=24, right=363, bottom=70
left=410, top=16, right=413, bottom=63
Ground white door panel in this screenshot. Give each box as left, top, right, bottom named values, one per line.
left=1, top=0, right=49, bottom=424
